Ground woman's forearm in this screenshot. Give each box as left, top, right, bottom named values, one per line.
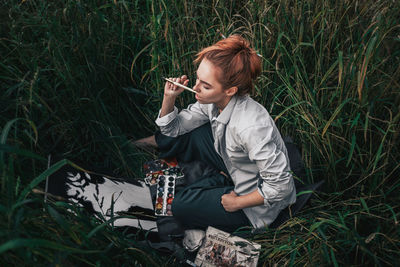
left=236, top=190, right=264, bottom=209
left=159, top=95, right=176, bottom=118
left=221, top=189, right=264, bottom=212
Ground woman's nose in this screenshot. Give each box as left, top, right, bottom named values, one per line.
left=193, top=82, right=200, bottom=93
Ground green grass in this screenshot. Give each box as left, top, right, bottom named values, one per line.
left=1, top=0, right=399, bottom=265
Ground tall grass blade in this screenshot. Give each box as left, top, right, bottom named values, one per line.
left=16, top=159, right=70, bottom=203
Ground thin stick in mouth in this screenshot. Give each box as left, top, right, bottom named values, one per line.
left=162, top=77, right=197, bottom=93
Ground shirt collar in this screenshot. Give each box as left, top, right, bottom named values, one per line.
left=212, top=95, right=237, bottom=124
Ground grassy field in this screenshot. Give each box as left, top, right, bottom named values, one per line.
left=1, top=0, right=399, bottom=265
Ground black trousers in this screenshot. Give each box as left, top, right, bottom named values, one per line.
left=155, top=123, right=251, bottom=232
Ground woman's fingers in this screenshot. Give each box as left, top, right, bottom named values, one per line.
left=168, top=77, right=177, bottom=90
left=178, top=76, right=190, bottom=88
left=164, top=75, right=188, bottom=95
left=174, top=77, right=180, bottom=91
left=183, top=75, right=190, bottom=85
left=174, top=77, right=179, bottom=89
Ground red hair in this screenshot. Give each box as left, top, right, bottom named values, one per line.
left=194, top=35, right=261, bottom=96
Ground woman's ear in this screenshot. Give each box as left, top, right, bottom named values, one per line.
left=225, top=86, right=238, bottom=96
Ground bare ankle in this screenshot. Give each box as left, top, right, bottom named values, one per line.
left=132, top=135, right=158, bottom=148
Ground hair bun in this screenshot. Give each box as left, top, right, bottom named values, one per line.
left=228, top=35, right=252, bottom=53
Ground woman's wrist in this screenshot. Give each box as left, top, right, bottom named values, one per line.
left=236, top=195, right=245, bottom=210
left=163, top=95, right=177, bottom=102
left=160, top=96, right=176, bottom=118
left=235, top=190, right=265, bottom=210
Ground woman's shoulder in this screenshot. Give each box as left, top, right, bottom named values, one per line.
left=234, top=95, right=271, bottom=122
left=226, top=96, right=274, bottom=137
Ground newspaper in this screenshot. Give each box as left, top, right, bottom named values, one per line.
left=194, top=226, right=261, bottom=267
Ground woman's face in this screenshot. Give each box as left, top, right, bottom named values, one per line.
left=194, top=59, right=232, bottom=110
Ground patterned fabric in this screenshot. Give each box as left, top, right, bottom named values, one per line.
left=48, top=165, right=157, bottom=231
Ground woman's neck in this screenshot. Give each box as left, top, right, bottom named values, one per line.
left=216, top=96, right=233, bottom=113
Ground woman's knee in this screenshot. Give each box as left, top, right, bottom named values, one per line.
left=171, top=188, right=192, bottom=219
left=171, top=189, right=183, bottom=217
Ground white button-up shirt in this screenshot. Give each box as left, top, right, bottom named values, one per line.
left=155, top=95, right=296, bottom=229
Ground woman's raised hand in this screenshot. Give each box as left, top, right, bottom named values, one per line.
left=164, top=75, right=189, bottom=98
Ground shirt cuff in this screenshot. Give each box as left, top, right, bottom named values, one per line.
left=257, top=187, right=272, bottom=207
left=257, top=172, right=294, bottom=207
left=257, top=175, right=281, bottom=207
left=155, top=106, right=178, bottom=126
left=257, top=178, right=270, bottom=207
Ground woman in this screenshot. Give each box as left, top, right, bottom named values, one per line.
left=153, top=35, right=296, bottom=232
left=49, top=35, right=295, bottom=235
